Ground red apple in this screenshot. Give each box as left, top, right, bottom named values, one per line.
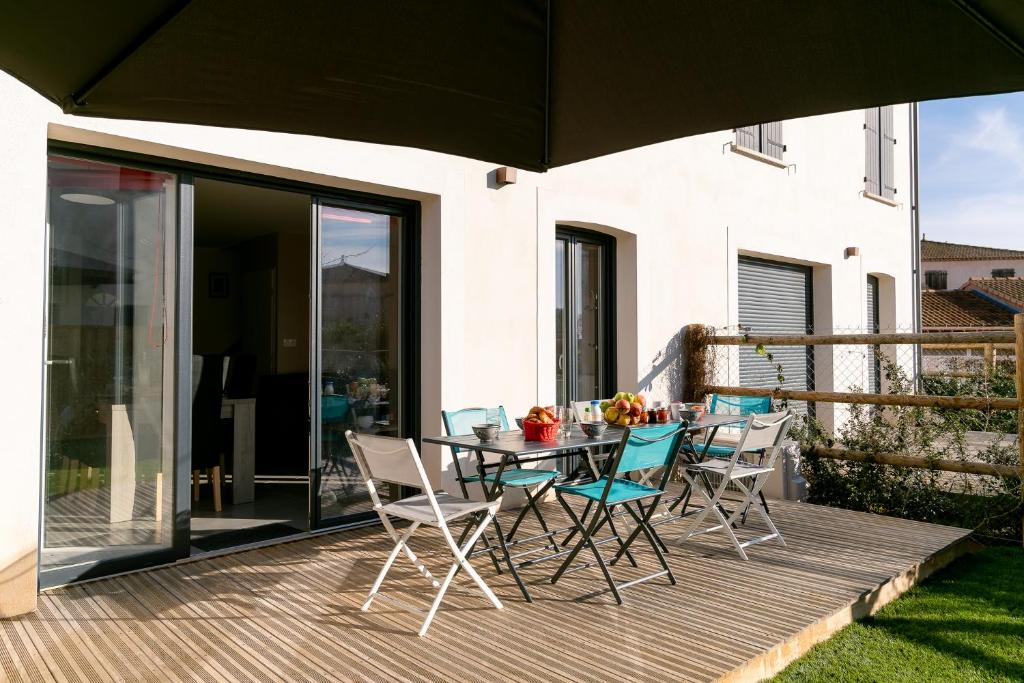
left=629, top=402, right=643, bottom=417
left=615, top=398, right=630, bottom=412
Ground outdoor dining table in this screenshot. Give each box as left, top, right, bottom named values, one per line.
left=422, top=412, right=748, bottom=601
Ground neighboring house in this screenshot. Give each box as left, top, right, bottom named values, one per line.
left=0, top=70, right=916, bottom=610
left=921, top=239, right=1024, bottom=290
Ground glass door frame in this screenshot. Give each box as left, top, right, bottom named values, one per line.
left=41, top=144, right=195, bottom=586
left=43, top=141, right=421, bottom=584
left=309, top=196, right=420, bottom=531
left=555, top=226, right=616, bottom=406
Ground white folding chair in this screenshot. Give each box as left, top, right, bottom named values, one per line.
left=677, top=410, right=794, bottom=559
left=346, top=430, right=504, bottom=636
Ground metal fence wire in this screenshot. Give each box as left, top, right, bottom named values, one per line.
left=710, top=325, right=1016, bottom=425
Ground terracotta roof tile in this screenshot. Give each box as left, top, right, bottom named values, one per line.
left=921, top=290, right=1014, bottom=329
left=921, top=239, right=1024, bottom=261
left=962, top=277, right=1024, bottom=310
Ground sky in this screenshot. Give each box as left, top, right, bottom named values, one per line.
left=920, top=92, right=1024, bottom=249
left=321, top=207, right=391, bottom=274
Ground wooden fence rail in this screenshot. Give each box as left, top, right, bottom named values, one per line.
left=807, top=445, right=1022, bottom=479
left=698, top=316, right=1024, bottom=545
left=703, top=385, right=1019, bottom=412
left=713, top=331, right=1017, bottom=346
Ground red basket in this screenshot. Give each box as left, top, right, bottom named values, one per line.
left=523, top=419, right=560, bottom=442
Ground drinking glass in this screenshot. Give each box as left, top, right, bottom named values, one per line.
left=485, top=407, right=501, bottom=429
left=556, top=406, right=574, bottom=439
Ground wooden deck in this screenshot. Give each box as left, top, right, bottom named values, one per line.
left=2, top=492, right=970, bottom=683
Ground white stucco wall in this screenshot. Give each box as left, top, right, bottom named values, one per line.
left=0, top=71, right=914, bottom=606
left=922, top=258, right=1024, bottom=290
left=0, top=75, right=50, bottom=616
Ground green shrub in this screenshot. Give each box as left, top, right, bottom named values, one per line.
left=794, top=357, right=1022, bottom=541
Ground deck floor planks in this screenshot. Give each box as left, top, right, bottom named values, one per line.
left=2, top=494, right=970, bottom=683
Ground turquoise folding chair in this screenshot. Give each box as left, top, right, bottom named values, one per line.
left=441, top=407, right=562, bottom=556
left=551, top=422, right=689, bottom=604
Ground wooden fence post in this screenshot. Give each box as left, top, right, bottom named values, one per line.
left=1015, top=314, right=1024, bottom=547
left=984, top=343, right=994, bottom=378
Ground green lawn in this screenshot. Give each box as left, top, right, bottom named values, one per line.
left=772, top=546, right=1024, bottom=683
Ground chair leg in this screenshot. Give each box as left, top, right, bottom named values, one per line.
left=210, top=466, right=222, bottom=512
left=622, top=499, right=676, bottom=585
left=578, top=514, right=622, bottom=605
left=380, top=516, right=438, bottom=587
left=421, top=509, right=503, bottom=636
left=363, top=523, right=419, bottom=611
left=551, top=493, right=600, bottom=584
left=604, top=504, right=638, bottom=568
left=509, top=481, right=558, bottom=548
left=561, top=499, right=594, bottom=547
left=192, top=469, right=201, bottom=502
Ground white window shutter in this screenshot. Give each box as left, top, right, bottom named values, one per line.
left=764, top=121, right=784, bottom=160
left=879, top=105, right=896, bottom=200
left=864, top=108, right=881, bottom=196
left=736, top=125, right=758, bottom=151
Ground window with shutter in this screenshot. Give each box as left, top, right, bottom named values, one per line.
left=735, top=122, right=784, bottom=160
left=865, top=106, right=896, bottom=199
left=924, top=271, right=947, bottom=290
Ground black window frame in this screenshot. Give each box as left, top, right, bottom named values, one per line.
left=555, top=226, right=616, bottom=406
left=992, top=268, right=1015, bottom=278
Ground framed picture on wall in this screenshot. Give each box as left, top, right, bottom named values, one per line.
left=209, top=272, right=230, bottom=298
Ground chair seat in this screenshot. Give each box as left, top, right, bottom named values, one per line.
left=683, top=443, right=738, bottom=457
left=381, top=492, right=494, bottom=524
left=686, top=458, right=774, bottom=479
left=556, top=477, right=661, bottom=504
left=463, top=468, right=560, bottom=487
left=684, top=434, right=764, bottom=457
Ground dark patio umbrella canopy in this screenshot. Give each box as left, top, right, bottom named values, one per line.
left=2, top=1, right=1024, bottom=171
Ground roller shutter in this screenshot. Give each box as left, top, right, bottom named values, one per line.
left=738, top=256, right=813, bottom=414
left=866, top=275, right=881, bottom=393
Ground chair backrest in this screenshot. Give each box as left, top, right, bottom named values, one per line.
left=441, top=406, right=511, bottom=455
left=608, top=422, right=690, bottom=479
left=729, top=410, right=794, bottom=471
left=191, top=354, right=226, bottom=469
left=346, top=431, right=428, bottom=491
left=709, top=394, right=772, bottom=416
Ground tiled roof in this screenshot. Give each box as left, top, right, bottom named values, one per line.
left=921, top=290, right=1014, bottom=329
left=921, top=239, right=1024, bottom=261
left=962, top=277, right=1024, bottom=311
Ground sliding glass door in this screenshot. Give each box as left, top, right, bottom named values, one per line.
left=313, top=201, right=414, bottom=527
left=42, top=155, right=178, bottom=586
left=555, top=227, right=615, bottom=407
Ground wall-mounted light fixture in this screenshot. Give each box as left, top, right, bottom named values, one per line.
left=495, top=166, right=517, bottom=186
left=845, top=246, right=860, bottom=259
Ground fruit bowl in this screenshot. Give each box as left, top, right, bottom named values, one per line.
left=601, top=391, right=648, bottom=427
left=523, top=419, right=559, bottom=441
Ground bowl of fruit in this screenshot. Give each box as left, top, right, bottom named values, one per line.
left=522, top=405, right=560, bottom=441
left=600, top=392, right=648, bottom=427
